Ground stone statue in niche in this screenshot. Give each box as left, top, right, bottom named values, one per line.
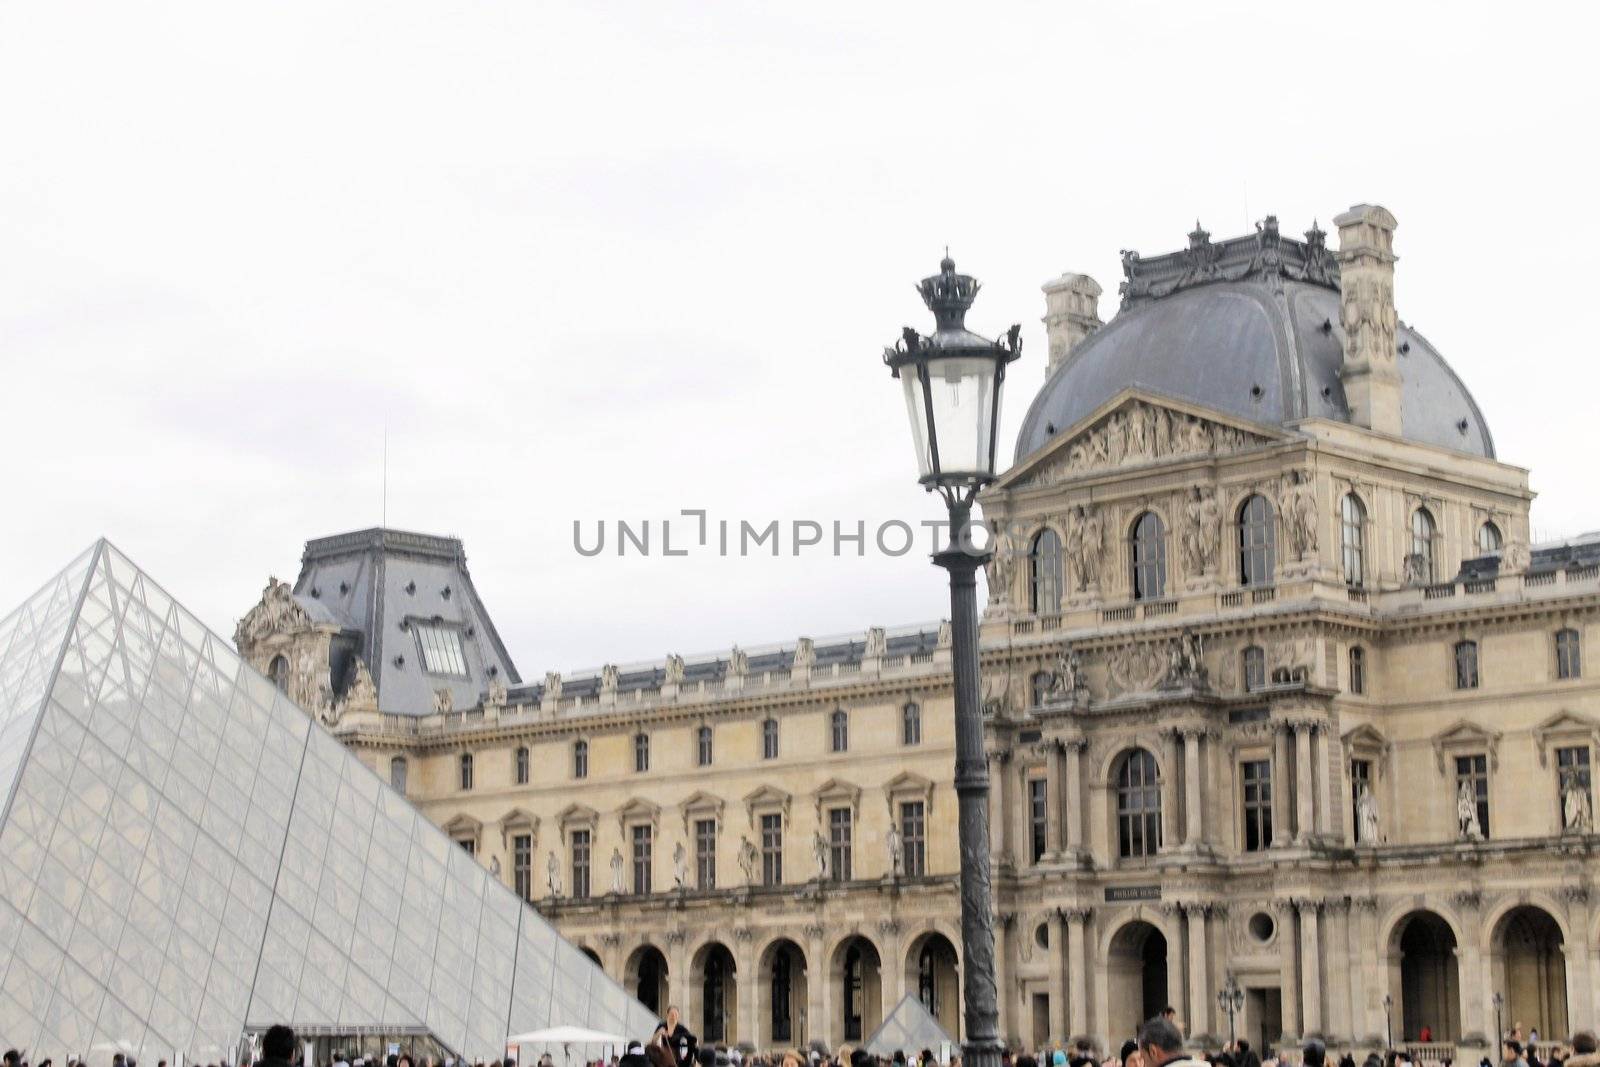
left=1161, top=628, right=1207, bottom=689
left=1282, top=470, right=1319, bottom=559
left=1048, top=645, right=1086, bottom=699
left=547, top=850, right=562, bottom=897
left=609, top=847, right=625, bottom=894
left=1066, top=505, right=1104, bottom=591
left=1356, top=783, right=1381, bottom=844
left=1562, top=770, right=1593, bottom=833
left=812, top=829, right=830, bottom=880
left=738, top=835, right=760, bottom=885
left=672, top=841, right=688, bottom=888
left=1457, top=780, right=1483, bottom=840
left=1181, top=487, right=1221, bottom=574
left=886, top=821, right=903, bottom=878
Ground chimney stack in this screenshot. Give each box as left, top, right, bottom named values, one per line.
left=1334, top=204, right=1401, bottom=436
left=1041, top=272, right=1102, bottom=376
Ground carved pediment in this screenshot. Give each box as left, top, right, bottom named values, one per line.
left=1531, top=710, right=1600, bottom=767
left=234, top=577, right=316, bottom=649
left=1001, top=391, right=1284, bottom=490
left=1431, top=719, right=1502, bottom=774
left=499, top=808, right=539, bottom=847
left=813, top=777, right=862, bottom=819
left=443, top=813, right=482, bottom=838
left=1341, top=723, right=1388, bottom=752
left=679, top=790, right=725, bottom=832
left=556, top=802, right=598, bottom=833
left=743, top=784, right=792, bottom=827
left=884, top=771, right=935, bottom=817
left=617, top=797, right=660, bottom=832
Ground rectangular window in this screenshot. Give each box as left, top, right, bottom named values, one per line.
left=1456, top=754, right=1490, bottom=837
left=571, top=829, right=591, bottom=900
left=631, top=824, right=653, bottom=895
left=831, top=711, right=849, bottom=753
left=515, top=746, right=530, bottom=785
left=828, top=807, right=852, bottom=882
left=1028, top=777, right=1048, bottom=863
left=900, top=801, right=926, bottom=878
left=762, top=719, right=779, bottom=760
left=1349, top=646, right=1367, bottom=695
left=697, top=726, right=714, bottom=767
left=1557, top=629, right=1583, bottom=680
left=695, top=818, right=717, bottom=890
left=634, top=733, right=650, bottom=773
left=513, top=832, right=533, bottom=901
left=902, top=703, right=922, bottom=746
left=1350, top=758, right=1372, bottom=836
left=457, top=837, right=476, bottom=857
left=1454, top=641, right=1480, bottom=689
left=414, top=623, right=468, bottom=676
left=1241, top=759, right=1273, bottom=852
left=574, top=740, right=588, bottom=779
left=760, top=813, right=783, bottom=886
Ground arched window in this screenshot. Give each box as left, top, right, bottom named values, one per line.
left=1341, top=493, right=1367, bottom=587
left=389, top=756, right=408, bottom=794
left=634, top=732, right=650, bottom=773
left=1238, top=495, right=1276, bottom=586
left=1242, top=646, right=1266, bottom=691
left=1349, top=646, right=1367, bottom=695
left=697, top=725, right=714, bottom=767
left=268, top=655, right=290, bottom=693
left=1030, top=529, right=1063, bottom=615
left=514, top=745, right=530, bottom=785
left=1131, top=512, right=1167, bottom=602
left=1115, top=749, right=1162, bottom=859
left=459, top=752, right=474, bottom=791
left=1557, top=628, right=1582, bottom=680
left=1479, top=521, right=1503, bottom=555
left=573, top=739, right=589, bottom=779
left=902, top=702, right=922, bottom=746
left=1454, top=640, right=1479, bottom=690
left=830, top=709, right=849, bottom=753
left=762, top=718, right=779, bottom=760
left=1410, top=508, right=1437, bottom=584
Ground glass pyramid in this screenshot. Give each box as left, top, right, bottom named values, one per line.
left=862, top=995, right=955, bottom=1059
left=0, top=541, right=657, bottom=1063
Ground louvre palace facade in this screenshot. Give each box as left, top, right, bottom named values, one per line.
left=236, top=204, right=1600, bottom=1060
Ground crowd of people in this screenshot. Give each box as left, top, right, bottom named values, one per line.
left=7, top=1016, right=1599, bottom=1067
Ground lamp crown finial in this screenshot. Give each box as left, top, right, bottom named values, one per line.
left=917, top=253, right=980, bottom=330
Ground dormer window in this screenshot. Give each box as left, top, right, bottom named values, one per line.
left=414, top=623, right=467, bottom=676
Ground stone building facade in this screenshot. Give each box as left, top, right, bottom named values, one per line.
left=237, top=204, right=1600, bottom=1060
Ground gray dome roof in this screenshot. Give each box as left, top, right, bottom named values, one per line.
left=1015, top=223, right=1494, bottom=462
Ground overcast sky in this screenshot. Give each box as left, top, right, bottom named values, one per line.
left=2, top=0, right=1595, bottom=677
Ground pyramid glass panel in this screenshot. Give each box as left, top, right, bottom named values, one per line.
left=0, top=542, right=658, bottom=1063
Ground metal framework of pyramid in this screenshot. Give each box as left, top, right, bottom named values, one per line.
left=0, top=541, right=658, bottom=1062
left=862, top=995, right=956, bottom=1059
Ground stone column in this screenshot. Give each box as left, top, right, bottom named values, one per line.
left=989, top=751, right=1012, bottom=867
left=1294, top=722, right=1315, bottom=842
left=1453, top=892, right=1488, bottom=1045
left=1063, top=740, right=1085, bottom=854
left=1315, top=723, right=1335, bottom=840
left=1066, top=908, right=1090, bottom=1041
left=995, top=912, right=1016, bottom=1045
left=668, top=931, right=692, bottom=1031
left=1562, top=887, right=1596, bottom=1031
left=1271, top=726, right=1292, bottom=847
left=1354, top=898, right=1381, bottom=1044
left=879, top=919, right=905, bottom=1012
left=1048, top=910, right=1068, bottom=1043
left=735, top=928, right=759, bottom=1047
left=1162, top=730, right=1181, bottom=851
left=805, top=923, right=828, bottom=1048
left=1323, top=900, right=1351, bottom=1044
left=1186, top=904, right=1211, bottom=1041
left=1277, top=900, right=1302, bottom=1040
left=1299, top=900, right=1323, bottom=1037
left=1183, top=728, right=1204, bottom=847
left=1045, top=742, right=1064, bottom=861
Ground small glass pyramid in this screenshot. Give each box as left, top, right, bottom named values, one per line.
left=862, top=994, right=956, bottom=1060
left=0, top=541, right=658, bottom=1062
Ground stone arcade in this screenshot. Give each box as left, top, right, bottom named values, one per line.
left=238, top=204, right=1600, bottom=1060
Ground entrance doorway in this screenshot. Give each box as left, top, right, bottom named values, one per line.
left=1245, top=987, right=1283, bottom=1053
left=1108, top=921, right=1168, bottom=1041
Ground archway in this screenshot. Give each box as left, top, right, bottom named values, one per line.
left=905, top=932, right=960, bottom=1039
left=761, top=938, right=809, bottom=1048
left=692, top=941, right=739, bottom=1044
left=1496, top=906, right=1567, bottom=1040
left=833, top=936, right=883, bottom=1044
left=1107, top=921, right=1167, bottom=1043
left=580, top=946, right=603, bottom=968
left=1390, top=911, right=1459, bottom=1041
left=626, top=944, right=670, bottom=1016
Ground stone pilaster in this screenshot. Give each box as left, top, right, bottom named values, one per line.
left=1334, top=204, right=1401, bottom=436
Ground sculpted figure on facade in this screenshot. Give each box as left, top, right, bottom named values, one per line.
left=792, top=638, right=815, bottom=671
left=738, top=835, right=760, bottom=885
left=1457, top=780, right=1483, bottom=839
left=727, top=646, right=748, bottom=678
left=1356, top=782, right=1381, bottom=844
left=664, top=654, right=685, bottom=685
left=1067, top=505, right=1104, bottom=591
left=1108, top=641, right=1166, bottom=694
left=600, top=663, right=619, bottom=694
left=1283, top=470, right=1319, bottom=559
left=235, top=576, right=314, bottom=649
left=1039, top=401, right=1271, bottom=484
left=1162, top=628, right=1208, bottom=689
left=432, top=687, right=453, bottom=715
left=937, top=619, right=953, bottom=649
left=811, top=829, right=830, bottom=880
left=886, top=820, right=903, bottom=878
left=1341, top=275, right=1397, bottom=366
left=672, top=842, right=688, bottom=888
left=1048, top=644, right=1086, bottom=699
left=543, top=671, right=563, bottom=702
left=547, top=850, right=562, bottom=897
left=1181, top=487, right=1222, bottom=575
left=484, top=676, right=508, bottom=710
left=1563, top=770, right=1593, bottom=832
left=985, top=530, right=1016, bottom=606
left=341, top=657, right=378, bottom=715
left=609, top=847, right=625, bottom=894
left=864, top=626, right=887, bottom=659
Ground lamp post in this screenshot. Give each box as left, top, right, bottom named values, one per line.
left=883, top=256, right=1021, bottom=1067
left=1492, top=992, right=1504, bottom=1050
left=1217, top=974, right=1245, bottom=1049
left=1383, top=993, right=1394, bottom=1052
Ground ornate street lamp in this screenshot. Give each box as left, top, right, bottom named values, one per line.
left=1217, top=974, right=1245, bottom=1049
left=883, top=256, right=1021, bottom=1067
left=1383, top=993, right=1395, bottom=1052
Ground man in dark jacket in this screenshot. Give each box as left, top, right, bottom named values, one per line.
left=260, top=1027, right=298, bottom=1067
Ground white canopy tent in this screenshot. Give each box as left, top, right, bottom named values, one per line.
left=507, top=1026, right=631, bottom=1067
